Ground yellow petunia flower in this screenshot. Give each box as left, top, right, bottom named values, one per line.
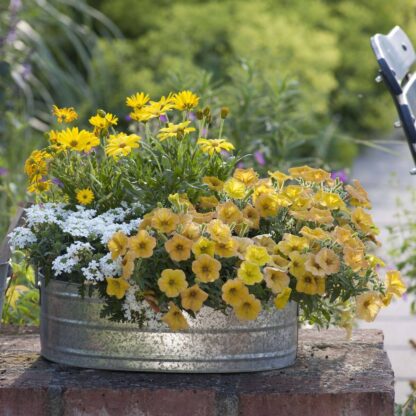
left=264, top=267, right=290, bottom=294
left=346, top=179, right=371, bottom=209
left=128, top=230, right=157, bottom=259
left=233, top=294, right=262, bottom=321
left=274, top=287, right=292, bottom=309
left=173, top=90, right=199, bottom=111
left=106, top=277, right=130, bottom=299
left=385, top=270, right=406, bottom=298
left=158, top=269, right=188, bottom=297
left=157, top=121, right=196, bottom=141
left=288, top=165, right=331, bottom=183
left=180, top=284, right=208, bottom=312
left=242, top=204, right=260, bottom=229
left=233, top=168, right=259, bottom=187
left=105, top=133, right=141, bottom=157
left=332, top=225, right=354, bottom=246
left=108, top=231, right=129, bottom=260
left=192, top=254, right=221, bottom=282
left=181, top=222, right=201, bottom=241
left=165, top=234, right=193, bottom=262
left=245, top=245, right=270, bottom=266
left=290, top=207, right=333, bottom=225
left=277, top=234, right=309, bottom=256
left=296, top=273, right=325, bottom=295
left=207, top=219, right=231, bottom=243
left=151, top=208, right=179, bottom=234
left=125, top=92, right=150, bottom=109
left=52, top=105, right=78, bottom=123
left=192, top=210, right=216, bottom=224
left=192, top=237, right=216, bottom=257
left=217, top=201, right=243, bottom=224
left=198, top=195, right=219, bottom=210
left=202, top=176, right=224, bottom=192
left=197, top=138, right=235, bottom=156
left=237, top=261, right=263, bottom=285
left=252, top=235, right=276, bottom=254
left=252, top=179, right=274, bottom=203
left=269, top=254, right=290, bottom=269
left=162, top=301, right=189, bottom=331
left=315, top=248, right=340, bottom=275
left=254, top=193, right=279, bottom=217
left=234, top=237, right=254, bottom=260
left=283, top=185, right=305, bottom=200
left=121, top=252, right=135, bottom=280
left=343, top=246, right=368, bottom=272
left=299, top=226, right=330, bottom=241
left=76, top=188, right=94, bottom=205
left=314, top=190, right=346, bottom=210
left=223, top=177, right=246, bottom=199
left=351, top=207, right=375, bottom=234
left=57, top=127, right=99, bottom=152
left=355, top=291, right=383, bottom=322
left=268, top=170, right=292, bottom=184
left=221, top=279, right=249, bottom=306
left=288, top=252, right=307, bottom=279
left=214, top=238, right=238, bottom=258
left=304, top=253, right=327, bottom=277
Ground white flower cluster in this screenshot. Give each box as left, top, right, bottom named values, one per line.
left=81, top=254, right=122, bottom=282
left=52, top=242, right=94, bottom=276
left=8, top=227, right=37, bottom=249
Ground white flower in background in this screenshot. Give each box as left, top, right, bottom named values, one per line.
left=8, top=227, right=37, bottom=249
left=25, top=203, right=68, bottom=227
left=52, top=255, right=78, bottom=276
left=82, top=260, right=104, bottom=282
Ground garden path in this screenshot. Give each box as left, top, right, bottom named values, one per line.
left=352, top=138, right=416, bottom=404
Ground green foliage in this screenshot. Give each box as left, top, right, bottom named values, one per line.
left=1, top=251, right=40, bottom=325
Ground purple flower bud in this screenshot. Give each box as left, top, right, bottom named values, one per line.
left=188, top=112, right=196, bottom=121
left=125, top=114, right=132, bottom=122
left=52, top=178, right=63, bottom=187
left=0, top=167, right=9, bottom=176
left=331, top=169, right=348, bottom=183
left=159, top=114, right=168, bottom=123
left=254, top=151, right=266, bottom=166
left=237, top=162, right=245, bottom=169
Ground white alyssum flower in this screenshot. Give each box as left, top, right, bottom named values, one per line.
left=99, top=253, right=122, bottom=278
left=8, top=227, right=37, bottom=250
left=81, top=260, right=104, bottom=282
left=52, top=242, right=94, bottom=276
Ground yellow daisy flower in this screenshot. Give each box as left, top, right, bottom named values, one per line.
left=130, top=108, right=157, bottom=123
left=355, top=291, right=383, bottom=322
left=57, top=127, right=99, bottom=152
left=27, top=180, right=52, bottom=194
left=52, top=105, right=78, bottom=123
left=237, top=261, right=263, bottom=285
left=128, top=230, right=157, bottom=259
left=162, top=302, right=189, bottom=331
left=274, top=287, right=292, bottom=309
left=105, top=133, right=141, bottom=157
left=147, top=94, right=175, bottom=116
left=125, top=92, right=150, bottom=109
left=180, top=284, right=208, bottom=312
left=165, top=234, right=193, bottom=262
left=108, top=231, right=129, bottom=260
left=233, top=294, right=262, bottom=321
left=221, top=279, right=249, bottom=306
left=173, top=90, right=199, bottom=111
left=263, top=267, right=290, bottom=294
left=192, top=237, right=216, bottom=257
left=192, top=254, right=221, bottom=283
left=157, top=121, right=196, bottom=141
left=202, top=176, right=224, bottom=192
left=76, top=188, right=95, bottom=205
left=89, top=112, right=118, bottom=130
left=223, top=178, right=246, bottom=199
left=106, top=277, right=130, bottom=300
left=197, top=138, right=235, bottom=156
left=158, top=269, right=188, bottom=298
left=151, top=208, right=179, bottom=234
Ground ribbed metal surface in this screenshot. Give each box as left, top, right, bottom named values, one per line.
left=40, top=279, right=298, bottom=372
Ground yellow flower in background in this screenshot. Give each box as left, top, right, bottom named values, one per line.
left=89, top=112, right=118, bottom=131
left=252, top=179, right=274, bottom=202
left=207, top=219, right=231, bottom=243
left=162, top=302, right=189, bottom=331
left=198, top=195, right=219, bottom=210
left=157, top=121, right=196, bottom=141
left=121, top=252, right=135, bottom=280
left=223, top=178, right=246, bottom=199
left=277, top=234, right=309, bottom=256
left=290, top=196, right=312, bottom=211
left=291, top=207, right=333, bottom=224
left=130, top=108, right=156, bottom=123
left=252, top=235, right=276, bottom=254
left=304, top=253, right=327, bottom=277
left=264, top=267, right=290, bottom=294
left=299, top=226, right=330, bottom=241
left=269, top=254, right=290, bottom=269
left=222, top=279, right=249, bottom=306
left=57, top=127, right=99, bottom=152
left=385, top=270, right=406, bottom=297
left=151, top=208, right=179, bottom=234
left=192, top=210, right=216, bottom=224
left=76, top=188, right=95, bottom=205
left=343, top=246, right=368, bottom=272
left=214, top=238, right=238, bottom=257
left=52, top=105, right=78, bottom=123
left=268, top=170, right=291, bottom=184
left=283, top=185, right=305, bottom=200
left=314, top=190, right=346, bottom=210
left=274, top=287, right=292, bottom=309
left=288, top=165, right=331, bottom=183
left=158, top=269, right=188, bottom=297
left=24, top=150, right=50, bottom=182
left=315, top=248, right=340, bottom=275
left=233, top=168, right=259, bottom=187
left=192, top=237, right=215, bottom=257
left=173, top=90, right=199, bottom=111
left=181, top=222, right=201, bottom=241
left=108, top=231, right=129, bottom=260
left=192, top=254, right=221, bottom=282
left=125, top=92, right=150, bottom=109
left=217, top=201, right=243, bottom=224
left=355, top=291, right=383, bottom=322
left=106, top=277, right=130, bottom=299
left=181, top=284, right=208, bottom=312
left=105, top=133, right=141, bottom=157
left=346, top=179, right=371, bottom=209
left=242, top=204, right=260, bottom=229
left=288, top=252, right=307, bottom=279
left=197, top=138, right=235, bottom=155
left=296, top=273, right=325, bottom=295
left=238, top=261, right=263, bottom=285
left=165, top=234, right=193, bottom=262
left=27, top=180, right=52, bottom=194
left=255, top=193, right=279, bottom=217
left=128, top=230, right=157, bottom=259
left=245, top=245, right=270, bottom=266
left=351, top=207, right=375, bottom=234
left=234, top=294, right=262, bottom=321
left=202, top=176, right=224, bottom=192
left=367, top=254, right=386, bottom=269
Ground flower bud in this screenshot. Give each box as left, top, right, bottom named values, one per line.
left=196, top=110, right=204, bottom=120
left=220, top=107, right=230, bottom=119
left=203, top=106, right=211, bottom=117
left=97, top=109, right=106, bottom=117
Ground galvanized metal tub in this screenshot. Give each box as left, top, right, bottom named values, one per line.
left=40, top=279, right=298, bottom=372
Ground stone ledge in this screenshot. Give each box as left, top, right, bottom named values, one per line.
left=0, top=328, right=394, bottom=416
